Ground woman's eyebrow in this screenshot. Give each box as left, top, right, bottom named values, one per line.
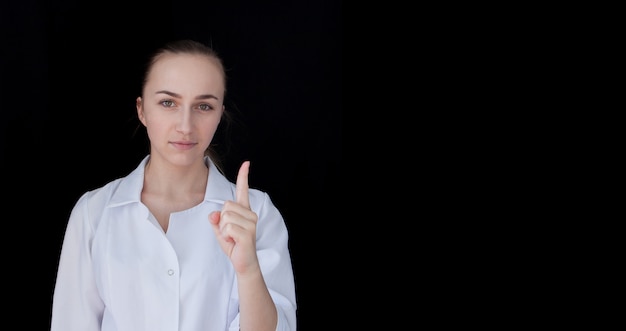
left=196, top=94, right=220, bottom=101
left=155, top=90, right=219, bottom=101
left=155, top=90, right=180, bottom=98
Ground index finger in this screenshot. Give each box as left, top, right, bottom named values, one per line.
left=235, top=160, right=250, bottom=208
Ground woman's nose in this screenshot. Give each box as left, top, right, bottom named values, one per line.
left=176, top=108, right=193, bottom=134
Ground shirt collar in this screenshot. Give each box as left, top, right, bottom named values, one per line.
left=108, top=155, right=235, bottom=208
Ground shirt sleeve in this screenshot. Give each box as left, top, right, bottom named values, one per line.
left=50, top=192, right=105, bottom=331
left=255, top=192, right=298, bottom=331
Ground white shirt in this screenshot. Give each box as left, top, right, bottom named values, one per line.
left=51, top=155, right=297, bottom=331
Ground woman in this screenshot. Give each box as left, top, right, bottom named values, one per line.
left=50, top=39, right=297, bottom=331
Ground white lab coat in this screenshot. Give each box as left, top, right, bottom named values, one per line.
left=51, top=155, right=297, bottom=331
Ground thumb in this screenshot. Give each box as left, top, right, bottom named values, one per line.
left=209, top=210, right=220, bottom=225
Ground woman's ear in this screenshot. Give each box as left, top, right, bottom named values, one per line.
left=136, top=97, right=147, bottom=126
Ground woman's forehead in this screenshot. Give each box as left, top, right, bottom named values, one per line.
left=146, top=54, right=225, bottom=94
left=151, top=53, right=222, bottom=76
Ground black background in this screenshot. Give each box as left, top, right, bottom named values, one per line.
left=1, top=1, right=341, bottom=329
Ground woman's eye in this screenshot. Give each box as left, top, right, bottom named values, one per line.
left=160, top=100, right=175, bottom=107
left=198, top=104, right=213, bottom=111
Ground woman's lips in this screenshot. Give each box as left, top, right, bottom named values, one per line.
left=170, top=141, right=197, bottom=150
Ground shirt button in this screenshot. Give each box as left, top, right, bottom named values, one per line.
left=168, top=269, right=175, bottom=276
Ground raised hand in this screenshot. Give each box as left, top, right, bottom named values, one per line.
left=209, top=161, right=260, bottom=273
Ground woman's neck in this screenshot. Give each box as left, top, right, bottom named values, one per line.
left=143, top=156, right=209, bottom=197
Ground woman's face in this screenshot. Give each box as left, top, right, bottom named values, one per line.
left=136, top=53, right=225, bottom=167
